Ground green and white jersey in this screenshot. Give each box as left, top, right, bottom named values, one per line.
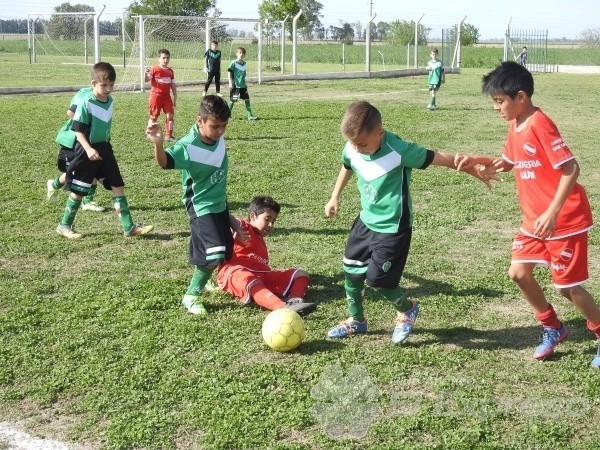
left=228, top=59, right=247, bottom=88
left=71, top=89, right=113, bottom=144
left=427, top=59, right=444, bottom=85
left=342, top=130, right=433, bottom=233
left=204, top=49, right=221, bottom=72
left=55, top=87, right=93, bottom=149
left=166, top=124, right=228, bottom=219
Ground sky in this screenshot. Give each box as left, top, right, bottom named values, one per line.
left=1, top=0, right=598, bottom=39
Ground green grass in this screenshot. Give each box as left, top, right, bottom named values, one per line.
left=1, top=70, right=600, bottom=449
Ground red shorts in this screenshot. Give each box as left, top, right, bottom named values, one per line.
left=511, top=231, right=589, bottom=288
left=217, top=266, right=298, bottom=304
left=149, top=95, right=174, bottom=119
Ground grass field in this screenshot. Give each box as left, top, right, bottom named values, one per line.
left=1, top=70, right=600, bottom=449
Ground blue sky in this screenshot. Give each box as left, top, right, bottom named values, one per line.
left=2, top=0, right=598, bottom=39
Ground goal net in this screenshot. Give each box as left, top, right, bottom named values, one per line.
left=27, top=10, right=128, bottom=66
left=118, top=15, right=262, bottom=92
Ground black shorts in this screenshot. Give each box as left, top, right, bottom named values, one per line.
left=57, top=146, right=75, bottom=173
left=230, top=88, right=249, bottom=101
left=189, top=209, right=234, bottom=267
left=343, top=216, right=412, bottom=289
left=66, top=141, right=124, bottom=196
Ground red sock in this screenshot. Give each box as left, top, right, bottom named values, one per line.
left=535, top=304, right=562, bottom=329
left=249, top=284, right=286, bottom=311
left=166, top=118, right=174, bottom=136
left=287, top=275, right=309, bottom=299
left=586, top=320, right=600, bottom=339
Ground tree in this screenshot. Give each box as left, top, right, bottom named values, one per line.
left=258, top=0, right=323, bottom=40
left=298, top=0, right=323, bottom=40
left=376, top=21, right=390, bottom=41
left=128, top=0, right=214, bottom=16
left=385, top=20, right=429, bottom=46
left=460, top=22, right=479, bottom=46
left=579, top=27, right=600, bottom=48
left=47, top=3, right=94, bottom=40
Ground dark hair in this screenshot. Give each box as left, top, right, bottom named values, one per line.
left=431, top=47, right=439, bottom=54
left=158, top=49, right=170, bottom=57
left=482, top=61, right=534, bottom=98
left=211, top=40, right=219, bottom=45
left=91, top=62, right=116, bottom=82
left=248, top=196, right=280, bottom=218
left=199, top=95, right=231, bottom=122
left=340, top=101, right=382, bottom=140
left=236, top=47, right=247, bottom=55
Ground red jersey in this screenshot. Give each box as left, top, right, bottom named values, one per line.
left=221, top=219, right=271, bottom=272
left=148, top=65, right=175, bottom=97
left=502, top=108, right=592, bottom=238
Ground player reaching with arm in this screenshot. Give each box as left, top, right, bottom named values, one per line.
left=455, top=61, right=600, bottom=368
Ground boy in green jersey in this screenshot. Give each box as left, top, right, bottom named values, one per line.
left=56, top=62, right=153, bottom=239
left=47, top=87, right=106, bottom=212
left=146, top=95, right=246, bottom=316
left=227, top=47, right=257, bottom=120
left=324, top=101, right=493, bottom=343
left=203, top=40, right=222, bottom=97
left=426, top=48, right=445, bottom=110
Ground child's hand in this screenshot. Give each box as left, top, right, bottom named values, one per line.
left=86, top=147, right=101, bottom=161
left=466, top=164, right=500, bottom=190
left=146, top=122, right=164, bottom=144
left=454, top=153, right=475, bottom=171
left=324, top=199, right=339, bottom=218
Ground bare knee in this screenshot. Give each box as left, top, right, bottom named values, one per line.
left=508, top=263, right=534, bottom=285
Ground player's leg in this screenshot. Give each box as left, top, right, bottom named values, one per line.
left=228, top=88, right=239, bottom=111
left=183, top=211, right=234, bottom=315
left=81, top=179, right=107, bottom=212
left=550, top=233, right=600, bottom=367
left=214, top=72, right=222, bottom=96
left=241, top=89, right=256, bottom=120
left=48, top=146, right=73, bottom=202
left=162, top=97, right=175, bottom=140
left=367, top=227, right=418, bottom=344
left=510, top=234, right=566, bottom=359
left=203, top=73, right=213, bottom=96
left=328, top=218, right=370, bottom=338
left=264, top=269, right=316, bottom=315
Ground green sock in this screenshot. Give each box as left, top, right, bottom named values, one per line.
left=52, top=176, right=62, bottom=190
left=186, top=266, right=215, bottom=296
left=379, top=286, right=411, bottom=312
left=60, top=195, right=81, bottom=226
left=228, top=102, right=234, bottom=111
left=345, top=277, right=366, bottom=321
left=83, top=184, right=97, bottom=204
left=244, top=100, right=254, bottom=117
left=112, top=195, right=134, bottom=233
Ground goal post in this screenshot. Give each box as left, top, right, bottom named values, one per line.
left=119, top=15, right=263, bottom=92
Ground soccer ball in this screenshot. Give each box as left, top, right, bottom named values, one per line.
left=261, top=308, right=305, bottom=352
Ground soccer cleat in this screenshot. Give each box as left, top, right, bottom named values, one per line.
left=81, top=201, right=107, bottom=212
left=47, top=179, right=58, bottom=202
left=533, top=325, right=568, bottom=360
left=285, top=297, right=317, bottom=316
left=247, top=116, right=257, bottom=121
left=203, top=279, right=219, bottom=292
left=391, top=301, right=420, bottom=345
left=182, top=294, right=207, bottom=316
left=427, top=104, right=433, bottom=110
left=56, top=224, right=82, bottom=239
left=591, top=340, right=600, bottom=369
left=123, top=223, right=154, bottom=237
left=202, top=91, right=207, bottom=97
left=327, top=317, right=368, bottom=339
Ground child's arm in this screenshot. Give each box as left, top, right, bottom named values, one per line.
left=74, top=131, right=101, bottom=161
left=534, top=159, right=580, bottom=239
left=229, top=215, right=250, bottom=243
left=144, top=67, right=151, bottom=83
left=146, top=122, right=168, bottom=168
left=325, top=166, right=352, bottom=218
left=431, top=151, right=499, bottom=189
left=171, top=82, right=177, bottom=108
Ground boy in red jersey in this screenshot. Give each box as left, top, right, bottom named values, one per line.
left=456, top=61, right=600, bottom=368
left=216, top=196, right=316, bottom=315
left=146, top=49, right=177, bottom=141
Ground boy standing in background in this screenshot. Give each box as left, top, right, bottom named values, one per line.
left=146, top=48, right=177, bottom=141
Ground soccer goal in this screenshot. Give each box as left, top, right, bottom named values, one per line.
left=504, top=24, right=549, bottom=72
left=118, top=15, right=263, bottom=92
left=27, top=9, right=128, bottom=66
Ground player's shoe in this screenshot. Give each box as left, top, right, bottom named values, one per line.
left=391, top=301, right=420, bottom=344
left=56, top=224, right=82, bottom=239
left=81, top=201, right=107, bottom=212
left=123, top=223, right=154, bottom=237
left=216, top=92, right=223, bottom=97
left=591, top=340, right=600, bottom=369
left=427, top=104, right=433, bottom=110
left=327, top=317, right=368, bottom=339
left=47, top=179, right=58, bottom=202
left=247, top=116, right=257, bottom=121
left=182, top=294, right=207, bottom=316
left=533, top=325, right=568, bottom=360
left=202, top=91, right=207, bottom=97
left=285, top=297, right=317, bottom=316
